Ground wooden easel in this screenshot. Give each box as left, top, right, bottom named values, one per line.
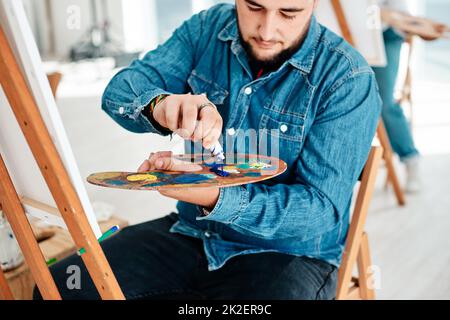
left=0, top=24, right=124, bottom=299
left=331, top=0, right=406, bottom=206
left=336, top=146, right=383, bottom=300
left=0, top=217, right=15, bottom=299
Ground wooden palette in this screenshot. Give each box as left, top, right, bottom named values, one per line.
left=381, top=8, right=449, bottom=39
left=87, top=154, right=287, bottom=190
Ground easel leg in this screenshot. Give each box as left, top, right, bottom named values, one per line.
left=0, top=24, right=124, bottom=299
left=356, top=232, right=376, bottom=300
left=0, top=266, right=14, bottom=300
left=377, top=120, right=406, bottom=206
left=331, top=0, right=355, bottom=46
left=0, top=154, right=61, bottom=300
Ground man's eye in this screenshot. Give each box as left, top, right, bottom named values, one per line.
left=248, top=6, right=262, bottom=12
left=281, top=13, right=296, bottom=20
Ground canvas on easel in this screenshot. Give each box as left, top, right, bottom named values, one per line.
left=316, top=0, right=387, bottom=67
left=0, top=0, right=101, bottom=237
left=0, top=0, right=124, bottom=299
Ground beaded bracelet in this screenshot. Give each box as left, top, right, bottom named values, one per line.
left=149, top=94, right=169, bottom=114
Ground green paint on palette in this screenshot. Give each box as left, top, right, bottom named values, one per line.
left=236, top=163, right=251, bottom=169
left=244, top=172, right=262, bottom=177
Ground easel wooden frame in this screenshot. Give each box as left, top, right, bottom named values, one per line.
left=336, top=146, right=382, bottom=300
left=0, top=24, right=124, bottom=300
left=331, top=0, right=406, bottom=206
left=0, top=236, right=14, bottom=300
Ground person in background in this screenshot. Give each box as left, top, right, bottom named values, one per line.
left=375, top=0, right=445, bottom=193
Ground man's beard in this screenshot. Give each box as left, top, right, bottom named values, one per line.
left=238, top=24, right=309, bottom=73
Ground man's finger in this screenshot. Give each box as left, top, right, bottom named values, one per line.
left=147, top=152, right=155, bottom=160
left=148, top=151, right=173, bottom=170
left=191, top=120, right=210, bottom=142
left=137, top=160, right=150, bottom=172
left=165, top=102, right=181, bottom=132
left=194, top=109, right=216, bottom=141
left=154, top=156, right=202, bottom=172
left=180, top=102, right=198, bottom=138
left=203, top=119, right=222, bottom=149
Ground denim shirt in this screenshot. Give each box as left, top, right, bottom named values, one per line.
left=101, top=4, right=381, bottom=271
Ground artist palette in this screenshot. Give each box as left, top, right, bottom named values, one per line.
left=381, top=8, right=449, bottom=39
left=87, top=154, right=287, bottom=190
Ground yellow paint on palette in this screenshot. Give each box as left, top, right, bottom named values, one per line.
left=95, top=172, right=122, bottom=180
left=249, top=162, right=271, bottom=169
left=223, top=166, right=240, bottom=174
left=127, top=174, right=158, bottom=182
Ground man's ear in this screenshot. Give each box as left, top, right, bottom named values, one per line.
left=313, top=0, right=320, bottom=10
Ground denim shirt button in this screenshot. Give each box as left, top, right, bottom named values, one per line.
left=280, top=124, right=288, bottom=133
left=204, top=231, right=212, bottom=238
left=244, top=87, right=252, bottom=95
left=118, top=106, right=125, bottom=114
left=227, top=128, right=236, bottom=136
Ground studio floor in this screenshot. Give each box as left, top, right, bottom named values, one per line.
left=366, top=76, right=450, bottom=299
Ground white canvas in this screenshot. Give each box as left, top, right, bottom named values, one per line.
left=316, top=0, right=387, bottom=67
left=0, top=0, right=102, bottom=238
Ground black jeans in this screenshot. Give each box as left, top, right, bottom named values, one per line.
left=33, top=213, right=337, bottom=300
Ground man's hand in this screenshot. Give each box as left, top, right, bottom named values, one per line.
left=152, top=94, right=223, bottom=150
left=138, top=151, right=220, bottom=211
left=418, top=22, right=447, bottom=41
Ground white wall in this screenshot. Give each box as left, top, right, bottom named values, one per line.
left=48, top=0, right=125, bottom=58
left=121, top=0, right=158, bottom=52
left=25, top=0, right=237, bottom=60
left=24, top=0, right=160, bottom=59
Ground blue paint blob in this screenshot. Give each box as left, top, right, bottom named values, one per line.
left=107, top=179, right=128, bottom=186
left=210, top=167, right=230, bottom=177
left=208, top=163, right=230, bottom=177
left=203, top=162, right=216, bottom=167
left=173, top=174, right=212, bottom=184
left=141, top=182, right=166, bottom=188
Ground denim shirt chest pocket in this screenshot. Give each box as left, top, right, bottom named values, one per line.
left=259, top=113, right=304, bottom=169
left=187, top=70, right=229, bottom=106
left=259, top=73, right=315, bottom=166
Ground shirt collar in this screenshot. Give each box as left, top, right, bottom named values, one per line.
left=218, top=14, right=322, bottom=74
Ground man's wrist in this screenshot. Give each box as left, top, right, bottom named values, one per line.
left=201, top=206, right=211, bottom=216
left=149, top=94, right=169, bottom=113
left=200, top=188, right=220, bottom=215
left=144, top=94, right=172, bottom=135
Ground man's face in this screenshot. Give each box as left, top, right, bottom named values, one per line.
left=236, top=0, right=318, bottom=63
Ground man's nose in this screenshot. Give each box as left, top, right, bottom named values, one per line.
left=258, top=12, right=277, bottom=41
